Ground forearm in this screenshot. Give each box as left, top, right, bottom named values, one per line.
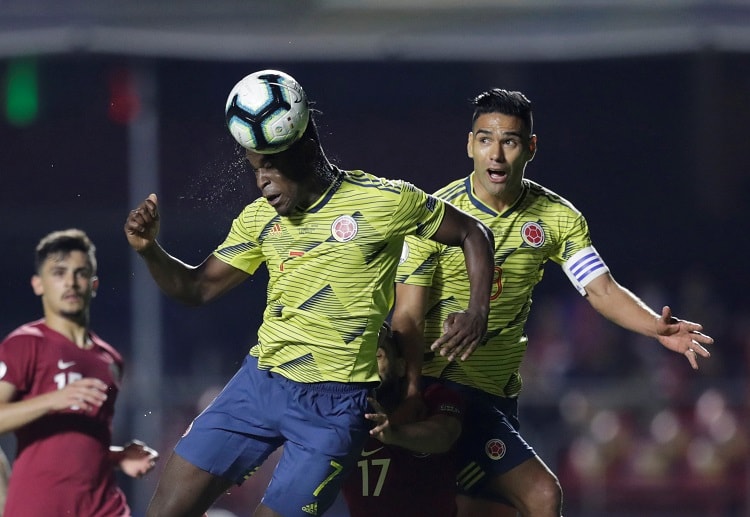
left=0, top=396, right=57, bottom=435
left=392, top=324, right=424, bottom=398
left=386, top=419, right=457, bottom=454
left=587, top=279, right=660, bottom=337
left=392, top=284, right=431, bottom=397
left=137, top=241, right=206, bottom=305
left=460, top=222, right=494, bottom=318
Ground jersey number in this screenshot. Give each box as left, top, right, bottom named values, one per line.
left=54, top=371, right=82, bottom=389
left=313, top=460, right=343, bottom=497
left=490, top=266, right=504, bottom=301
left=355, top=458, right=391, bottom=496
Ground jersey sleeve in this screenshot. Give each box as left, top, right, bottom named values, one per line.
left=389, top=181, right=446, bottom=241
left=395, top=232, right=443, bottom=286
left=547, top=210, right=610, bottom=295
left=548, top=209, right=592, bottom=265
left=423, top=382, right=465, bottom=422
left=0, top=332, right=36, bottom=395
left=213, top=200, right=267, bottom=274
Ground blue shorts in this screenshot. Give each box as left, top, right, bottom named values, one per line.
left=175, top=354, right=374, bottom=517
left=422, top=377, right=536, bottom=502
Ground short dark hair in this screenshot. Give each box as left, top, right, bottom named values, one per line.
left=35, top=229, right=97, bottom=274
left=471, top=88, right=534, bottom=135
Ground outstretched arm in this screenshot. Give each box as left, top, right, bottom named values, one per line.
left=124, top=193, right=249, bottom=305
left=584, top=273, right=713, bottom=369
left=427, top=203, right=494, bottom=361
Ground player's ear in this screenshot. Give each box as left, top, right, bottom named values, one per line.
left=31, top=275, right=43, bottom=296
left=527, top=134, right=537, bottom=162
left=466, top=131, right=474, bottom=158
left=91, top=276, right=99, bottom=298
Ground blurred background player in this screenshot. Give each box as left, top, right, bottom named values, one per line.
left=393, top=88, right=714, bottom=517
left=0, top=229, right=158, bottom=517
left=341, top=322, right=464, bottom=517
left=124, top=70, right=494, bottom=517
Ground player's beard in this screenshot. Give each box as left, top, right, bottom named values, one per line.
left=373, top=377, right=403, bottom=413
left=60, top=308, right=87, bottom=326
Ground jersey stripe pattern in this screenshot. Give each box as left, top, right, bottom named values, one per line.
left=215, top=168, right=445, bottom=384
left=397, top=174, right=593, bottom=397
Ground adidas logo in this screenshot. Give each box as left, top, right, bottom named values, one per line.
left=301, top=502, right=318, bottom=515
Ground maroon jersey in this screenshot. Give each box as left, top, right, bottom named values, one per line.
left=0, top=319, right=127, bottom=517
left=341, top=382, right=464, bottom=517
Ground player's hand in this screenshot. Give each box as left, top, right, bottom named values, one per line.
left=655, top=305, right=713, bottom=370
left=365, top=397, right=397, bottom=444
left=430, top=309, right=487, bottom=362
left=49, top=377, right=108, bottom=413
left=124, top=193, right=160, bottom=253
left=112, top=439, right=159, bottom=478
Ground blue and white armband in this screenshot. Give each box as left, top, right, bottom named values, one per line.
left=563, top=246, right=610, bottom=296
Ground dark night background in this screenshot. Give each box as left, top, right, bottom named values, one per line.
left=0, top=2, right=748, bottom=515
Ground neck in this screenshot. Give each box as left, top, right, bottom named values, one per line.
left=476, top=176, right=524, bottom=213
left=44, top=312, right=90, bottom=348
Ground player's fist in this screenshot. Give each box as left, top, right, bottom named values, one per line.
left=125, top=193, right=160, bottom=252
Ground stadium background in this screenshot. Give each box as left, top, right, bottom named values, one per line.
left=0, top=1, right=747, bottom=515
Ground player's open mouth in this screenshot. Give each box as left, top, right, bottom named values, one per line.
left=266, top=194, right=281, bottom=206
left=487, top=169, right=507, bottom=182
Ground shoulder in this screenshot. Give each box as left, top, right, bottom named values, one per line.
left=524, top=179, right=582, bottom=215
left=434, top=175, right=471, bottom=201
left=341, top=169, right=408, bottom=194
left=238, top=196, right=272, bottom=218
left=1, top=320, right=46, bottom=347
left=226, top=197, right=277, bottom=238
left=89, top=332, right=124, bottom=364
left=337, top=170, right=437, bottom=212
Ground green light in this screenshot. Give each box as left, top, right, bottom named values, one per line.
left=5, top=58, right=39, bottom=126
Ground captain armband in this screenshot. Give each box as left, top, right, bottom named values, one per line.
left=562, top=246, right=610, bottom=296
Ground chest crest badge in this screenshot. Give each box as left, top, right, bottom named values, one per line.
left=521, top=221, right=545, bottom=248
left=331, top=215, right=358, bottom=242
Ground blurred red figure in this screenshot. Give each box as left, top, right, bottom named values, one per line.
left=0, top=229, right=158, bottom=517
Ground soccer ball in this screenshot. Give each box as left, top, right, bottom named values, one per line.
left=225, top=70, right=310, bottom=154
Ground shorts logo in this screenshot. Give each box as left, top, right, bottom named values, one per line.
left=485, top=438, right=507, bottom=460
left=400, top=242, right=409, bottom=265
left=331, top=215, right=358, bottom=242
left=521, top=221, right=545, bottom=248
left=0, top=361, right=6, bottom=380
